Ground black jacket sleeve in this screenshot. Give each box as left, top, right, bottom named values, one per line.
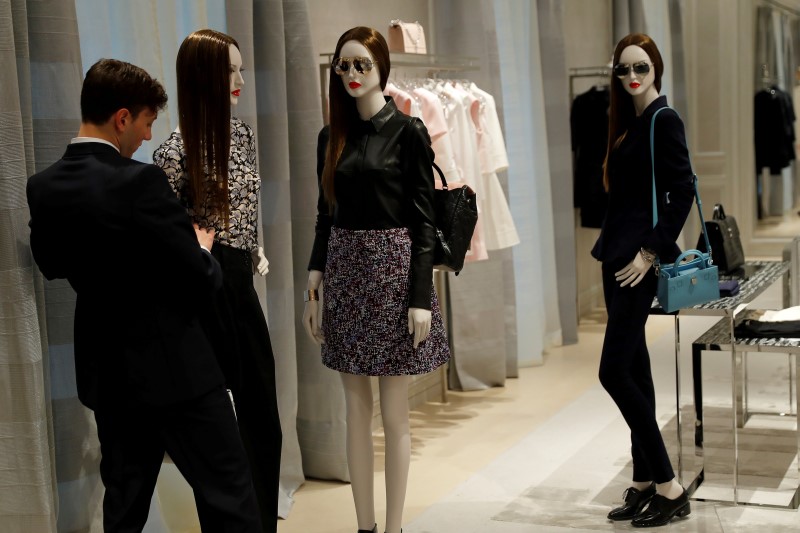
left=643, top=109, right=695, bottom=260
left=404, top=118, right=437, bottom=310
left=134, top=164, right=222, bottom=293
left=308, top=126, right=332, bottom=272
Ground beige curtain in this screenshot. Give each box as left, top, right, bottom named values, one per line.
left=0, top=0, right=88, bottom=531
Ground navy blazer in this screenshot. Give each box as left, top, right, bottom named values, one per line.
left=592, top=96, right=695, bottom=266
left=27, top=142, right=224, bottom=410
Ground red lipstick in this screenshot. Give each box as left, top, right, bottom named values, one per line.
left=629, top=82, right=640, bottom=89
left=231, top=89, right=241, bottom=96
left=349, top=82, right=361, bottom=89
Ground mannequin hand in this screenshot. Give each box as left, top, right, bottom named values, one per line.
left=615, top=252, right=653, bottom=287
left=193, top=223, right=215, bottom=251
left=251, top=247, right=269, bottom=276
left=302, top=300, right=325, bottom=344
left=408, top=307, right=432, bottom=349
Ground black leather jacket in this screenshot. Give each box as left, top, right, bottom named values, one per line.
left=308, top=99, right=437, bottom=309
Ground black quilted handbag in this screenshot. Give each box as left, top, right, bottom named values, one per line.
left=695, top=203, right=745, bottom=274
left=431, top=162, right=478, bottom=274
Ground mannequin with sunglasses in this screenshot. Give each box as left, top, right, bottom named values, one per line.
left=591, top=33, right=695, bottom=528
left=303, top=27, right=449, bottom=533
left=153, top=29, right=282, bottom=532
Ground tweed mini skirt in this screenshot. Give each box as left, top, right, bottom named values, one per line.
left=321, top=227, right=450, bottom=376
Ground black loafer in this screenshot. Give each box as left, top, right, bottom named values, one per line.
left=631, top=490, right=690, bottom=528
left=357, top=525, right=377, bottom=533
left=607, top=483, right=656, bottom=521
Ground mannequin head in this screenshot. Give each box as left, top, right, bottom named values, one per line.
left=323, top=27, right=390, bottom=205
left=229, top=44, right=245, bottom=107
left=603, top=33, right=664, bottom=190
left=176, top=28, right=241, bottom=226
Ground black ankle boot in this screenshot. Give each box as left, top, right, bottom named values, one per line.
left=607, top=483, right=656, bottom=521
left=631, top=489, right=690, bottom=528
left=357, top=525, right=377, bottom=533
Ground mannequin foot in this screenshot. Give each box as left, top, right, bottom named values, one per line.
left=357, top=525, right=377, bottom=533
left=631, top=489, right=690, bottom=528
left=607, top=483, right=655, bottom=521
left=656, top=478, right=684, bottom=500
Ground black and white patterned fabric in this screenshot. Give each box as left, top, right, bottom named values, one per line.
left=153, top=117, right=261, bottom=252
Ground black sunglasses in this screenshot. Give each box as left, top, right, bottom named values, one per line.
left=613, top=61, right=653, bottom=78
left=332, top=56, right=377, bottom=76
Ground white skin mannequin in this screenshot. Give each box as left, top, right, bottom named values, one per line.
left=611, top=44, right=685, bottom=502
left=301, top=39, right=431, bottom=533
left=228, top=43, right=268, bottom=276
left=613, top=44, right=659, bottom=290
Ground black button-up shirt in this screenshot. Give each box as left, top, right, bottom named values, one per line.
left=309, top=99, right=437, bottom=309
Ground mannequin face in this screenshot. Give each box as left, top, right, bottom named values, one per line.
left=615, top=45, right=656, bottom=97
left=229, top=44, right=244, bottom=106
left=335, top=40, right=381, bottom=99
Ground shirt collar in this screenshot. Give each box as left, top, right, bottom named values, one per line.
left=71, top=137, right=120, bottom=153
left=365, top=97, right=398, bottom=132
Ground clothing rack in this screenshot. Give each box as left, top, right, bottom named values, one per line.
left=568, top=66, right=611, bottom=101
left=764, top=0, right=800, bottom=19
left=319, top=52, right=480, bottom=124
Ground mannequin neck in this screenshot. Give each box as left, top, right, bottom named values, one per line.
left=633, top=86, right=660, bottom=116
left=355, top=89, right=387, bottom=121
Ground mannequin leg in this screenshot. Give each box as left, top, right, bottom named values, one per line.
left=340, top=373, right=376, bottom=531
left=379, top=375, right=411, bottom=533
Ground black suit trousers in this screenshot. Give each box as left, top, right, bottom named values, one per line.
left=598, top=259, right=675, bottom=484
left=95, top=386, right=262, bottom=532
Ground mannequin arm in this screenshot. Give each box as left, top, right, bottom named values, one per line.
left=251, top=246, right=269, bottom=276
left=302, top=270, right=325, bottom=344
left=615, top=249, right=654, bottom=287
left=408, top=307, right=432, bottom=348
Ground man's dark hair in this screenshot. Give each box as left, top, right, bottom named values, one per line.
left=80, top=58, right=168, bottom=125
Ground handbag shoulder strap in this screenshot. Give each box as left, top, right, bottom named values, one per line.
left=404, top=116, right=448, bottom=190
left=649, top=106, right=713, bottom=256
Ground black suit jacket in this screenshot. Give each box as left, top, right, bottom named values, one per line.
left=592, top=96, right=695, bottom=266
left=27, top=142, right=225, bottom=410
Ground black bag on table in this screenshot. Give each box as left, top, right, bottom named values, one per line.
left=695, top=203, right=745, bottom=274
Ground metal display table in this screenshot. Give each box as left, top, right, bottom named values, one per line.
left=691, top=311, right=800, bottom=508
left=650, top=260, right=792, bottom=506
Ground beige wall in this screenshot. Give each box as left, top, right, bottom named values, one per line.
left=307, top=1, right=431, bottom=66
left=562, top=0, right=613, bottom=318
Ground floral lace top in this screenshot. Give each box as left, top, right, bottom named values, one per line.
left=153, top=117, right=260, bottom=252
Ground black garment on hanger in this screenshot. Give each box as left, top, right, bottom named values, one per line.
left=571, top=86, right=610, bottom=228
left=754, top=86, right=796, bottom=174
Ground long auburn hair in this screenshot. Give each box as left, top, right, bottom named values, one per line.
left=176, top=28, right=238, bottom=227
left=603, top=33, right=664, bottom=191
left=322, top=27, right=390, bottom=206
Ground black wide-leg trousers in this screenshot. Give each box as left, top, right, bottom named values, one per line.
left=208, top=244, right=283, bottom=533
left=599, top=259, right=675, bottom=484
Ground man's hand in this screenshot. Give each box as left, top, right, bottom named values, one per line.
left=194, top=223, right=215, bottom=251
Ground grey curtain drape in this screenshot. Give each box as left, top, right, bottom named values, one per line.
left=613, top=0, right=647, bottom=42
left=225, top=0, right=316, bottom=515
left=0, top=0, right=88, bottom=531
left=536, top=0, right=578, bottom=346
left=432, top=0, right=517, bottom=389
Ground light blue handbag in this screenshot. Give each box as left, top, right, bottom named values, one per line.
left=649, top=107, right=720, bottom=314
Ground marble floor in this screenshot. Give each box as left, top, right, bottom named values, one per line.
left=272, top=278, right=800, bottom=532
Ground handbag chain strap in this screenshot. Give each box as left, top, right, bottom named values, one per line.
left=649, top=106, right=713, bottom=263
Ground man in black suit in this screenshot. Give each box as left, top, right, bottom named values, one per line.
left=26, top=58, right=262, bottom=532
